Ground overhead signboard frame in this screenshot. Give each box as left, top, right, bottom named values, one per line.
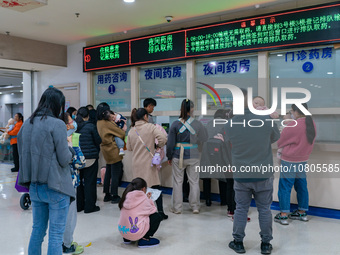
left=83, top=2, right=340, bottom=72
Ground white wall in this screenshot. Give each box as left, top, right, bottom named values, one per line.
left=35, top=42, right=88, bottom=107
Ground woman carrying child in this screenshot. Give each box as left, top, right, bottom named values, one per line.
left=274, top=103, right=316, bottom=225
left=97, top=102, right=126, bottom=204
left=118, top=177, right=163, bottom=248
left=8, top=113, right=23, bottom=172
left=167, top=99, right=208, bottom=214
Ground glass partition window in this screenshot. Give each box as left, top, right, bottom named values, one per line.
left=94, top=70, right=131, bottom=112
left=313, top=115, right=340, bottom=143
left=195, top=56, right=258, bottom=111
left=269, top=46, right=340, bottom=108
left=139, top=63, right=186, bottom=111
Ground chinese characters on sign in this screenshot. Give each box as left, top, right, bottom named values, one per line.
left=148, top=35, right=173, bottom=54
left=97, top=72, right=128, bottom=84
left=144, top=66, right=182, bottom=80
left=203, top=59, right=250, bottom=75
left=100, top=45, right=120, bottom=61
left=186, top=13, right=340, bottom=54
left=285, top=47, right=332, bottom=61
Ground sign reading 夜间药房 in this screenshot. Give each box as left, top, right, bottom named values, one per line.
left=83, top=2, right=340, bottom=72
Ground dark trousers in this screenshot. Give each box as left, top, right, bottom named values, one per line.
left=143, top=212, right=163, bottom=239
left=12, top=144, right=19, bottom=171
left=151, top=185, right=164, bottom=213
left=104, top=161, right=123, bottom=197
left=183, top=170, right=190, bottom=200
left=203, top=178, right=236, bottom=211
left=77, top=160, right=98, bottom=212
left=225, top=178, right=236, bottom=212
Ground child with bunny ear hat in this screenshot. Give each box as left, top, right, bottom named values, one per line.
left=118, top=177, right=163, bottom=248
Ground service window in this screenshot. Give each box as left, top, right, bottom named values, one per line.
left=94, top=70, right=131, bottom=113
left=139, top=63, right=186, bottom=111
left=195, top=55, right=258, bottom=111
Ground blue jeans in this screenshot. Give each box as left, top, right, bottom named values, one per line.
left=114, top=136, right=124, bottom=149
left=278, top=160, right=309, bottom=213
left=28, top=183, right=70, bottom=255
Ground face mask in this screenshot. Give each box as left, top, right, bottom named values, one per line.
left=72, top=115, right=76, bottom=120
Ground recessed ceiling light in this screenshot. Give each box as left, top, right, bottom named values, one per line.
left=277, top=54, right=283, bottom=57
left=298, top=81, right=302, bottom=84
left=276, top=76, right=279, bottom=78
left=21, top=82, right=23, bottom=84
left=124, top=0, right=135, bottom=2
left=0, top=92, right=2, bottom=94
left=20, top=90, right=23, bottom=92
left=327, top=72, right=333, bottom=75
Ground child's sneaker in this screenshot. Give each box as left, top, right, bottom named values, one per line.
left=123, top=238, right=132, bottom=244
left=73, top=245, right=84, bottom=255
left=119, top=148, right=125, bottom=156
left=274, top=213, right=289, bottom=225
left=289, top=210, right=308, bottom=221
left=62, top=243, right=84, bottom=254
left=138, top=237, right=160, bottom=248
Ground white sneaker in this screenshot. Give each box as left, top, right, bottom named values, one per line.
left=119, top=149, right=125, bottom=156
left=193, top=209, right=200, bottom=214
left=170, top=208, right=181, bottom=214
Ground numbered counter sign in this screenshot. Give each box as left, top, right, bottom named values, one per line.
left=302, top=62, right=313, bottom=73
left=108, top=84, right=116, bottom=95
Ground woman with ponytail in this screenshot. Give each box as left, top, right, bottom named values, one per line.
left=127, top=108, right=168, bottom=219
left=166, top=99, right=208, bottom=214
left=118, top=178, right=163, bottom=248
left=275, top=103, right=316, bottom=225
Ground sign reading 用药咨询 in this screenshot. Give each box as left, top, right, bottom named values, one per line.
left=83, top=2, right=340, bottom=72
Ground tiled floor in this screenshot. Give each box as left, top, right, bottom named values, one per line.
left=1, top=162, right=340, bottom=255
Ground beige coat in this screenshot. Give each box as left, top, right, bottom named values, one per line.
left=97, top=120, right=125, bottom=164
left=127, top=120, right=167, bottom=187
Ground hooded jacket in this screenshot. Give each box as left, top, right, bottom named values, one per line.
left=118, top=190, right=157, bottom=241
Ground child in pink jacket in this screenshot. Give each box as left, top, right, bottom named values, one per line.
left=118, top=177, right=163, bottom=248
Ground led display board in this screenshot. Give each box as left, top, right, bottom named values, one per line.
left=83, top=2, right=340, bottom=71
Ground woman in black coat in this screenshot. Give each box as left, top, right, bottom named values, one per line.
left=75, top=107, right=102, bottom=213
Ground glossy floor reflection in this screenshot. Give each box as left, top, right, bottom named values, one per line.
left=1, top=162, right=340, bottom=255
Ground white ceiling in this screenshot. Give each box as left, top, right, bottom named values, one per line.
left=0, top=0, right=304, bottom=46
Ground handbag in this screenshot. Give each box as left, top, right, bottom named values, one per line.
left=134, top=127, right=159, bottom=165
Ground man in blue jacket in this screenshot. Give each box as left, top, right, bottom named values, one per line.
left=225, top=89, right=280, bottom=254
